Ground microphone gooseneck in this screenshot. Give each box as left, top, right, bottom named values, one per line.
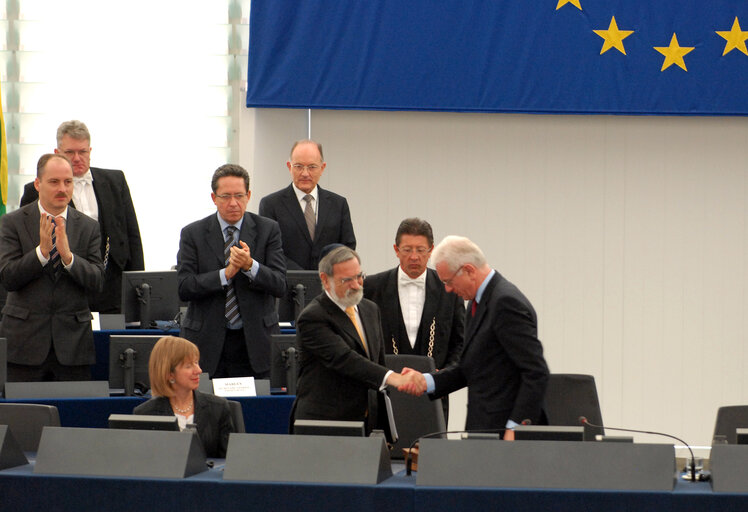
left=578, top=416, right=697, bottom=483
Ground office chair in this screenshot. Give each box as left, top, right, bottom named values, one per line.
left=384, top=354, right=446, bottom=459
left=227, top=400, right=246, bottom=434
left=544, top=373, right=604, bottom=440
left=713, top=405, right=748, bottom=444
left=0, top=403, right=61, bottom=451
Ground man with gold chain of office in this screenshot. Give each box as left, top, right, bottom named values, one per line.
left=364, top=218, right=465, bottom=421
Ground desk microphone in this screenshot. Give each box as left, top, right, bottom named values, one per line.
left=578, top=416, right=697, bottom=483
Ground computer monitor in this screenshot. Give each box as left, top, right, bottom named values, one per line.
left=108, top=414, right=180, bottom=431
left=270, top=334, right=298, bottom=395
left=513, top=425, right=584, bottom=441
left=121, top=270, right=184, bottom=328
left=277, top=270, right=322, bottom=323
left=737, top=428, right=748, bottom=445
left=108, top=335, right=162, bottom=396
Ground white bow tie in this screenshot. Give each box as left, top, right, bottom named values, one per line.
left=399, top=274, right=426, bottom=286
left=74, top=175, right=93, bottom=185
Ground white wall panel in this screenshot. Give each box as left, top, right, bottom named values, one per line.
left=243, top=107, right=748, bottom=445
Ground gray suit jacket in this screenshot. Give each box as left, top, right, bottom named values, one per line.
left=292, top=294, right=391, bottom=436
left=21, top=167, right=144, bottom=313
left=431, top=272, right=549, bottom=431
left=177, top=212, right=287, bottom=376
left=258, top=184, right=356, bottom=270
left=0, top=202, right=104, bottom=365
left=364, top=267, right=465, bottom=369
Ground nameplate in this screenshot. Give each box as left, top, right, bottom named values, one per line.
left=711, top=444, right=748, bottom=493
left=212, top=377, right=256, bottom=397
left=417, top=439, right=675, bottom=490
left=224, top=433, right=392, bottom=484
left=0, top=425, right=28, bottom=470
left=35, top=427, right=207, bottom=478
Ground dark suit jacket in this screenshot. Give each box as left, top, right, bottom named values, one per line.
left=431, top=272, right=549, bottom=431
left=0, top=202, right=105, bottom=365
left=133, top=391, right=235, bottom=458
left=258, top=184, right=356, bottom=270
left=177, top=212, right=287, bottom=376
left=21, top=167, right=144, bottom=313
left=292, top=294, right=391, bottom=436
left=364, top=267, right=465, bottom=370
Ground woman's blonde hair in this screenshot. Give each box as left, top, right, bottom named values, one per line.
left=148, top=336, right=200, bottom=397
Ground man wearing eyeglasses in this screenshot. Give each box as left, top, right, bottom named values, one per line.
left=258, top=139, right=356, bottom=270
left=176, top=164, right=286, bottom=379
left=20, top=120, right=144, bottom=314
left=399, top=236, right=549, bottom=439
left=291, top=245, right=419, bottom=438
left=364, top=218, right=465, bottom=420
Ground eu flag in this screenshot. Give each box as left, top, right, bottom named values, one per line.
left=246, top=0, right=748, bottom=115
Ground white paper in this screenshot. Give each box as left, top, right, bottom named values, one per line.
left=212, top=377, right=257, bottom=397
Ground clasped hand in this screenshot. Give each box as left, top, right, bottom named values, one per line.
left=387, top=367, right=427, bottom=396
left=39, top=214, right=72, bottom=265
left=225, top=241, right=252, bottom=279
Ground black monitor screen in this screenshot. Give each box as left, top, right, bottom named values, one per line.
left=513, top=425, right=584, bottom=441
left=277, top=270, right=322, bottom=323
left=270, top=334, right=297, bottom=393
left=108, top=414, right=180, bottom=431
left=108, top=335, right=162, bottom=395
left=121, top=270, right=184, bottom=328
left=293, top=419, right=365, bottom=437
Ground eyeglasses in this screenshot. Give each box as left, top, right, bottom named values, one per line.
left=62, top=149, right=90, bottom=158
left=215, top=193, right=248, bottom=201
left=337, top=272, right=365, bottom=285
left=398, top=246, right=431, bottom=255
left=440, top=265, right=465, bottom=286
left=291, top=164, right=321, bottom=172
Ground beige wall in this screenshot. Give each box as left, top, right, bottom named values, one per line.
left=242, top=107, right=748, bottom=446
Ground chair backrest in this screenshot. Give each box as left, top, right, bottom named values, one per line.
left=0, top=403, right=61, bottom=451
left=384, top=354, right=445, bottom=459
left=544, top=374, right=604, bottom=439
left=227, top=400, right=246, bottom=434
left=713, top=405, right=748, bottom=444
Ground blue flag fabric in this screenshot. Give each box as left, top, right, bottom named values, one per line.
left=246, top=0, right=748, bottom=115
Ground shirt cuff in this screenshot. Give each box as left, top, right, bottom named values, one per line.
left=245, top=259, right=259, bottom=279
left=379, top=370, right=393, bottom=391
left=36, top=246, right=49, bottom=265
left=424, top=372, right=436, bottom=394
left=63, top=254, right=74, bottom=270
left=506, top=419, right=519, bottom=429
left=219, top=268, right=228, bottom=286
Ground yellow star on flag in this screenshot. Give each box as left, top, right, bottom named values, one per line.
left=654, top=33, right=694, bottom=71
left=593, top=16, right=634, bottom=55
left=716, top=17, right=748, bottom=56
left=556, top=0, right=582, bottom=11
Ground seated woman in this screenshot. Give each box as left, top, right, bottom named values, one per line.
left=133, top=336, right=235, bottom=458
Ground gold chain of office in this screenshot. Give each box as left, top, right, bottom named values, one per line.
left=391, top=317, right=435, bottom=358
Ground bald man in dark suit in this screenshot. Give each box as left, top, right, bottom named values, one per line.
left=258, top=140, right=355, bottom=270
left=1, top=154, right=104, bottom=381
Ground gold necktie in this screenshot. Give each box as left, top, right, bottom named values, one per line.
left=345, top=306, right=369, bottom=356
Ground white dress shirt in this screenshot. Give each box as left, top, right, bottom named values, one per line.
left=397, top=266, right=427, bottom=348
left=73, top=170, right=98, bottom=221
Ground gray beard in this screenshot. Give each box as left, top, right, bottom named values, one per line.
left=336, top=287, right=363, bottom=309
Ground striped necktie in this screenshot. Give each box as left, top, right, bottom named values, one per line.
left=224, top=226, right=240, bottom=325
left=49, top=217, right=61, bottom=274
left=303, top=194, right=316, bottom=240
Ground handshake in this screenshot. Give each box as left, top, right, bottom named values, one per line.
left=387, top=367, right=428, bottom=396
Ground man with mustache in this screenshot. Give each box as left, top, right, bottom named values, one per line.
left=291, top=245, right=418, bottom=438
left=0, top=154, right=104, bottom=381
